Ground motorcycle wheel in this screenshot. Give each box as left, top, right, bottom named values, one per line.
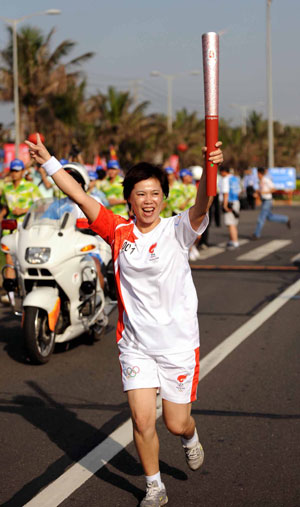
left=23, top=306, right=56, bottom=364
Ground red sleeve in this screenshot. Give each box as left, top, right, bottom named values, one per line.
left=89, top=205, right=129, bottom=245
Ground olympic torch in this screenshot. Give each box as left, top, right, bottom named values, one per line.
left=202, top=32, right=219, bottom=196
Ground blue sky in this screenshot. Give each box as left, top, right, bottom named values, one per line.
left=0, top=0, right=299, bottom=127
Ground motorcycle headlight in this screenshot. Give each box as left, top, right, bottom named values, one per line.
left=25, top=247, right=51, bottom=264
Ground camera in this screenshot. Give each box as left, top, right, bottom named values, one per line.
left=222, top=202, right=239, bottom=219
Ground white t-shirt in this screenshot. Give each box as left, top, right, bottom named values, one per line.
left=219, top=174, right=230, bottom=202
left=90, top=206, right=208, bottom=354
left=260, top=176, right=273, bottom=200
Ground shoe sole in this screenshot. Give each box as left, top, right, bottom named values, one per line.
left=140, top=494, right=168, bottom=506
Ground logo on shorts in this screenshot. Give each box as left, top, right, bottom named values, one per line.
left=125, top=365, right=140, bottom=379
left=176, top=374, right=188, bottom=392
left=149, top=242, right=159, bottom=261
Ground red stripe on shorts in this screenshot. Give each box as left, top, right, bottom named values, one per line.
left=190, top=347, right=200, bottom=402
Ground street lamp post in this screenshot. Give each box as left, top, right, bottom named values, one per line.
left=150, top=70, right=201, bottom=134
left=230, top=102, right=264, bottom=135
left=166, top=75, right=174, bottom=134
left=0, top=9, right=61, bottom=157
left=266, top=0, right=274, bottom=169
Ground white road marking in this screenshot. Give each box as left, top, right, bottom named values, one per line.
left=198, top=239, right=249, bottom=260
left=218, top=239, right=249, bottom=248
left=198, top=246, right=224, bottom=259
left=237, top=240, right=291, bottom=261
left=291, top=253, right=300, bottom=264
left=24, top=278, right=300, bottom=507
left=199, top=278, right=300, bottom=381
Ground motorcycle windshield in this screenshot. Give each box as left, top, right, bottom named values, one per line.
left=24, top=198, right=78, bottom=229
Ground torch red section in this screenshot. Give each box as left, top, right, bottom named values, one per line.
left=205, top=116, right=219, bottom=196
left=28, top=133, right=45, bottom=144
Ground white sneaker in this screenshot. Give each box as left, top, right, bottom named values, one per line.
left=199, top=243, right=209, bottom=250
left=189, top=245, right=200, bottom=262
left=182, top=429, right=204, bottom=471
left=227, top=241, right=239, bottom=250
left=140, top=481, right=168, bottom=506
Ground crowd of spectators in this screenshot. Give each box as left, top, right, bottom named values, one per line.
left=1, top=147, right=290, bottom=267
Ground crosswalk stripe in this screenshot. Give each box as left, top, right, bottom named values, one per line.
left=198, top=246, right=224, bottom=259
left=198, top=239, right=249, bottom=260
left=218, top=239, right=249, bottom=248
left=237, top=240, right=291, bottom=261
left=291, top=253, right=300, bottom=264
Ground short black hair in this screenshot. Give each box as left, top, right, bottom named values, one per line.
left=96, top=168, right=106, bottom=180
left=257, top=167, right=266, bottom=175
left=123, top=162, right=169, bottom=201
left=220, top=165, right=230, bottom=173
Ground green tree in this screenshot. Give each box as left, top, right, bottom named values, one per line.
left=82, top=86, right=154, bottom=166
left=0, top=25, right=93, bottom=145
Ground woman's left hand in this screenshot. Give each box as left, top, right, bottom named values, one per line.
left=202, top=141, right=223, bottom=165
left=25, top=133, right=51, bottom=166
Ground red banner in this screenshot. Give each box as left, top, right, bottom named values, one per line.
left=168, top=154, right=179, bottom=174
left=4, top=143, right=30, bottom=168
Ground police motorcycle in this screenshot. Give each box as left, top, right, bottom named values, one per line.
left=0, top=163, right=116, bottom=364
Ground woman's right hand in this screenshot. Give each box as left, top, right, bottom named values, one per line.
left=25, top=133, right=51, bottom=166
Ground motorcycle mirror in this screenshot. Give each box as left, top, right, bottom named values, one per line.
left=76, top=218, right=89, bottom=229
left=1, top=219, right=18, bottom=231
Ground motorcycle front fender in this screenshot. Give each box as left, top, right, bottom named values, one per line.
left=23, top=287, right=61, bottom=331
left=1, top=233, right=17, bottom=256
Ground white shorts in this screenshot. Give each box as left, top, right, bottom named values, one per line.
left=224, top=200, right=240, bottom=226
left=119, top=347, right=200, bottom=404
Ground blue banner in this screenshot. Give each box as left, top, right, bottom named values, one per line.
left=268, top=167, right=296, bottom=191
left=251, top=167, right=296, bottom=191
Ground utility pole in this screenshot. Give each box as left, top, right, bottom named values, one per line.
left=130, top=79, right=143, bottom=107
left=12, top=20, right=20, bottom=157
left=266, top=0, right=274, bottom=168
left=150, top=70, right=200, bottom=134
left=0, top=10, right=61, bottom=157
left=166, top=75, right=174, bottom=134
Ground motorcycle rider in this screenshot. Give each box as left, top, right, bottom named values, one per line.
left=43, top=162, right=105, bottom=291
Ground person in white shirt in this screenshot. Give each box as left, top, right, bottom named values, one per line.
left=25, top=134, right=223, bottom=507
left=220, top=166, right=241, bottom=249
left=252, top=167, right=290, bottom=239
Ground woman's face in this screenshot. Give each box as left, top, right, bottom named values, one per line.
left=128, top=177, right=164, bottom=232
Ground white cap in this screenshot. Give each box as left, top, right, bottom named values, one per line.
left=190, top=166, right=203, bottom=181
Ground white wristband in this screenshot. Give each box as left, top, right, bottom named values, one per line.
left=42, top=156, right=63, bottom=177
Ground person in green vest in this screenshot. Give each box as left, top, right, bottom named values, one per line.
left=97, top=160, right=128, bottom=218
left=160, top=167, right=186, bottom=217
left=0, top=159, right=42, bottom=224
left=180, top=169, right=197, bottom=211
left=0, top=159, right=42, bottom=304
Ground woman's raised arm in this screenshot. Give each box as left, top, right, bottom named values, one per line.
left=25, top=134, right=100, bottom=223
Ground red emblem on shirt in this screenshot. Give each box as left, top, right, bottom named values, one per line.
left=177, top=374, right=187, bottom=383
left=149, top=243, right=157, bottom=254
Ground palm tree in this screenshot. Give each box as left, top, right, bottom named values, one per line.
left=0, top=25, right=94, bottom=143
left=81, top=86, right=155, bottom=166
